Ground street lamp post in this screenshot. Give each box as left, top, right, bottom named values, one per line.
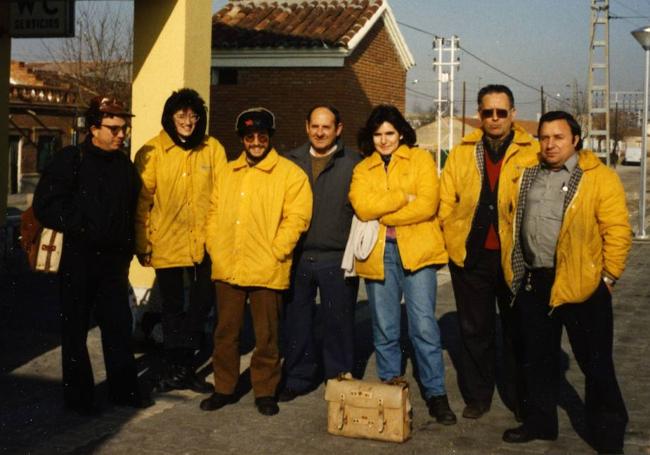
left=632, top=26, right=650, bottom=239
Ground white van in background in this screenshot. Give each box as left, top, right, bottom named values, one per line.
left=622, top=147, right=642, bottom=166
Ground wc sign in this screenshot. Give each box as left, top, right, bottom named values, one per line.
left=9, top=0, right=75, bottom=38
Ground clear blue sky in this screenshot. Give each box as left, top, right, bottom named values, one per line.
left=11, top=0, right=650, bottom=120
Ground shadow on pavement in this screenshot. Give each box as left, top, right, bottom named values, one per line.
left=0, top=254, right=166, bottom=453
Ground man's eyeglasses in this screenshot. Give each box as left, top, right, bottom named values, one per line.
left=100, top=124, right=131, bottom=136
left=174, top=113, right=200, bottom=123
left=480, top=108, right=510, bottom=119
left=243, top=132, right=269, bottom=144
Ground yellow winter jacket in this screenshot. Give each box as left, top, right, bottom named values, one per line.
left=439, top=124, right=539, bottom=267
left=205, top=149, right=312, bottom=290
left=349, top=145, right=448, bottom=280
left=502, top=150, right=632, bottom=308
left=134, top=130, right=227, bottom=268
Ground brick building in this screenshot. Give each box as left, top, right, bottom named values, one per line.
left=210, top=0, right=415, bottom=157
left=8, top=61, right=82, bottom=196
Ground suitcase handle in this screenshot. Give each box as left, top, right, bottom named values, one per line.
left=337, top=395, right=346, bottom=430
left=377, top=399, right=385, bottom=433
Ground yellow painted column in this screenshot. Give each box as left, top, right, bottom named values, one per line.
left=131, top=0, right=212, bottom=153
left=130, top=0, right=212, bottom=288
left=0, top=13, right=10, bottom=225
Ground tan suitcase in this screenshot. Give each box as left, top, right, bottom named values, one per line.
left=324, top=375, right=412, bottom=443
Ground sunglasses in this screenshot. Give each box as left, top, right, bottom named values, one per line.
left=100, top=123, right=131, bottom=136
left=480, top=108, right=510, bottom=119
left=243, top=132, right=269, bottom=144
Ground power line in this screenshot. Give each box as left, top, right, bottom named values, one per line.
left=609, top=11, right=646, bottom=27
left=611, top=0, right=646, bottom=17
left=610, top=0, right=649, bottom=26
left=397, top=21, right=435, bottom=37
left=406, top=87, right=434, bottom=99
left=397, top=20, right=573, bottom=109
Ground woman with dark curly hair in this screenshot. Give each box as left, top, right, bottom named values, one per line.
left=349, top=104, right=456, bottom=425
left=134, top=88, right=227, bottom=393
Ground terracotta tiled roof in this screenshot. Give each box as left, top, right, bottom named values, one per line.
left=212, top=0, right=384, bottom=49
left=10, top=61, right=46, bottom=86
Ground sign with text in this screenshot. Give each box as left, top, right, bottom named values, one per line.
left=10, top=0, right=75, bottom=38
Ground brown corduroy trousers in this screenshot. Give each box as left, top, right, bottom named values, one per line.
left=212, top=281, right=282, bottom=398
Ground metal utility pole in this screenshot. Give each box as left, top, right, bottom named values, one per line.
left=461, top=80, right=466, bottom=137
left=587, top=0, right=611, bottom=165
left=432, top=35, right=460, bottom=173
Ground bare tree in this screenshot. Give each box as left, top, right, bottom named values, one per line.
left=611, top=106, right=641, bottom=161
left=38, top=2, right=133, bottom=104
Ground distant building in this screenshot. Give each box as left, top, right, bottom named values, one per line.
left=8, top=61, right=82, bottom=197
left=416, top=116, right=539, bottom=154
left=210, top=0, right=415, bottom=157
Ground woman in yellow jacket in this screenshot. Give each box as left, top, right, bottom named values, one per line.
left=134, top=89, right=227, bottom=393
left=349, top=105, right=456, bottom=425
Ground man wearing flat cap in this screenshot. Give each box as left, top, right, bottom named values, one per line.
left=200, top=107, right=312, bottom=416
left=33, top=96, right=152, bottom=415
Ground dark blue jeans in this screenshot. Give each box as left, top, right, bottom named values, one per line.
left=282, top=256, right=358, bottom=392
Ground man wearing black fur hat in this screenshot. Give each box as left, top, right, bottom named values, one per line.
left=200, top=107, right=312, bottom=416
left=135, top=88, right=227, bottom=393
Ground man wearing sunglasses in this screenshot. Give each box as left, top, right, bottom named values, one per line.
left=200, top=107, right=312, bottom=416
left=439, top=84, right=538, bottom=421
left=33, top=96, right=152, bottom=415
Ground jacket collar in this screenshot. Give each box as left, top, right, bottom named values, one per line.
left=158, top=129, right=206, bottom=152
left=366, top=144, right=412, bottom=169
left=288, top=138, right=344, bottom=161
left=576, top=149, right=602, bottom=172
left=461, top=123, right=534, bottom=147
left=232, top=148, right=280, bottom=172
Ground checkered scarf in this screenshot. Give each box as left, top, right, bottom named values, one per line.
left=475, top=139, right=486, bottom=177
left=509, top=162, right=583, bottom=297
left=468, top=140, right=487, bottom=226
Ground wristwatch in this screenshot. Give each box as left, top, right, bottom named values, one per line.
left=602, top=276, right=616, bottom=287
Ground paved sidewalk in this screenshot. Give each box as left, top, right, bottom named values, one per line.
left=1, top=165, right=649, bottom=454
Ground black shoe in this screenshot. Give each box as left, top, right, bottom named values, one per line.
left=277, top=387, right=306, bottom=403
left=180, top=368, right=214, bottom=394
left=155, top=365, right=213, bottom=393
left=426, top=394, right=457, bottom=425
left=502, top=425, right=557, bottom=443
left=199, top=392, right=235, bottom=411
left=255, top=396, right=279, bottom=416
left=462, top=402, right=490, bottom=419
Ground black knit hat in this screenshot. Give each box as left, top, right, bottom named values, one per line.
left=235, top=107, right=276, bottom=137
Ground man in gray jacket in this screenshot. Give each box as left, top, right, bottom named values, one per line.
left=279, top=105, right=361, bottom=401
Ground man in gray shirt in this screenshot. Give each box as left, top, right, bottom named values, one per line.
left=521, top=153, right=577, bottom=269
left=502, top=111, right=631, bottom=454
